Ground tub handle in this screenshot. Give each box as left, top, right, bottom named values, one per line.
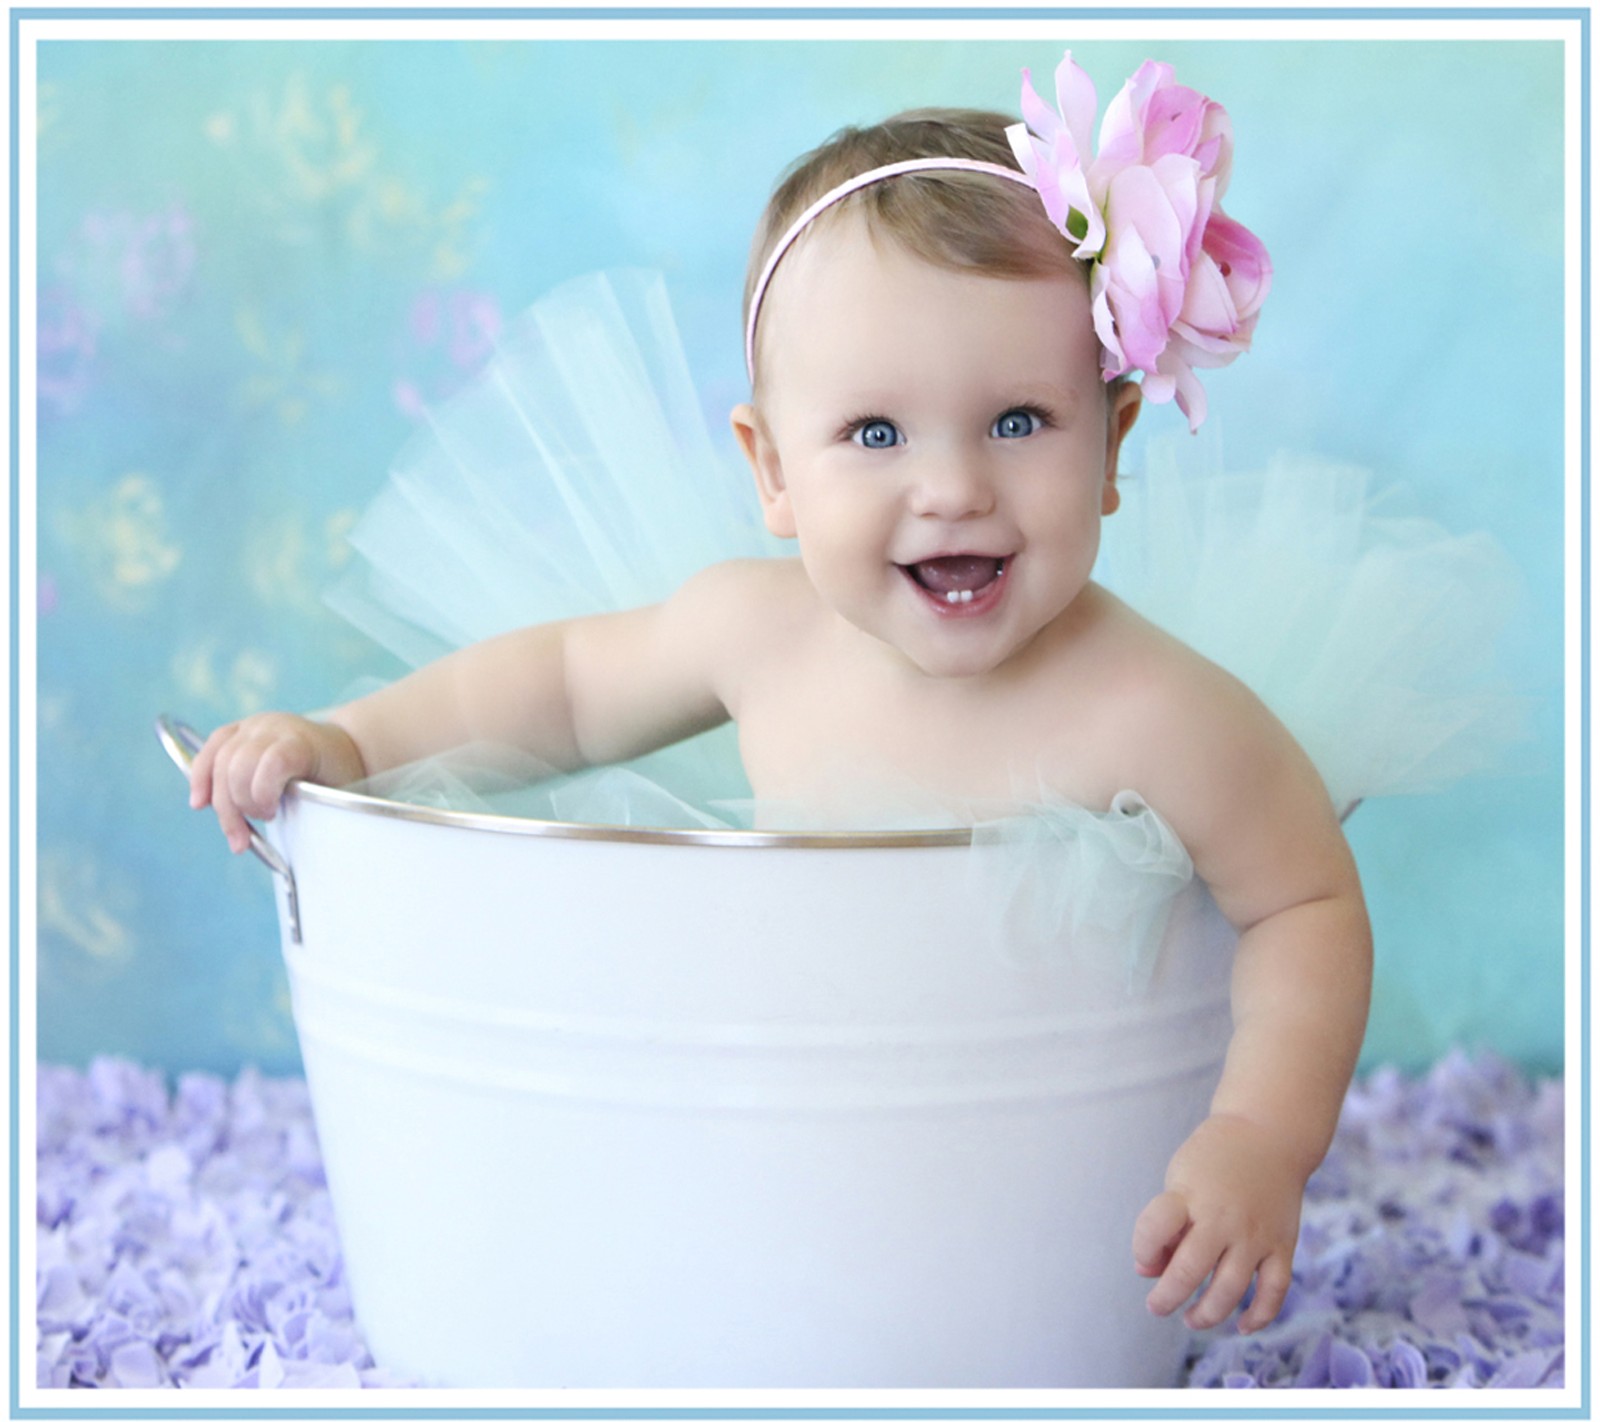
left=154, top=715, right=303, bottom=945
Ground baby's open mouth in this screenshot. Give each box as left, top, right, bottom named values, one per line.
left=899, top=555, right=1008, bottom=607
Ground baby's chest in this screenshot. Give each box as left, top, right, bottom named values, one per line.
left=732, top=665, right=1124, bottom=812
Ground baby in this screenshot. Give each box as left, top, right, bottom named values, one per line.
left=190, top=56, right=1372, bottom=1337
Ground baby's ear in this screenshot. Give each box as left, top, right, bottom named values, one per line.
left=731, top=403, right=796, bottom=539
left=1102, top=382, right=1142, bottom=516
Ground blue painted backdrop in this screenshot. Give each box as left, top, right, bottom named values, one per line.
left=34, top=33, right=1566, bottom=1075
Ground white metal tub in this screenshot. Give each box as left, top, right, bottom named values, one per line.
left=159, top=716, right=1234, bottom=1389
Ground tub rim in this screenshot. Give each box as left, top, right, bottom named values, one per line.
left=287, top=778, right=975, bottom=849
left=159, top=714, right=972, bottom=850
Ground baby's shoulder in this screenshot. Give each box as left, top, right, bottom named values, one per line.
left=672, top=557, right=814, bottom=618
left=1078, top=588, right=1286, bottom=769
left=1079, top=589, right=1332, bottom=852
left=663, top=557, right=821, bottom=660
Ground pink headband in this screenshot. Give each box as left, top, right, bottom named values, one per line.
left=743, top=157, right=1033, bottom=382
left=742, top=53, right=1271, bottom=431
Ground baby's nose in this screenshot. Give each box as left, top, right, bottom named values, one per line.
left=906, top=452, right=995, bottom=519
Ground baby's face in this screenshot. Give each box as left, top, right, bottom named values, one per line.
left=736, top=214, right=1138, bottom=681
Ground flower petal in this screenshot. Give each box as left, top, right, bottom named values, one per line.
left=1143, top=80, right=1207, bottom=162
left=1052, top=50, right=1099, bottom=156
left=1203, top=210, right=1272, bottom=321
left=1178, top=253, right=1238, bottom=337
left=1097, top=60, right=1174, bottom=170
left=1018, top=66, right=1063, bottom=148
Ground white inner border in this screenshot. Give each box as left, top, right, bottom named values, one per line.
left=11, top=7, right=1589, bottom=1416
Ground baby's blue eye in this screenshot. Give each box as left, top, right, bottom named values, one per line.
left=854, top=419, right=902, bottom=449
left=992, top=408, right=1042, bottom=439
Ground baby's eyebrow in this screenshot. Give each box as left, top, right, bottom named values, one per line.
left=829, top=408, right=896, bottom=438
left=999, top=383, right=1082, bottom=415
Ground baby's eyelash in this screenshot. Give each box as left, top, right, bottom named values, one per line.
left=1002, top=403, right=1055, bottom=429
left=837, top=413, right=894, bottom=442
left=835, top=406, right=1057, bottom=440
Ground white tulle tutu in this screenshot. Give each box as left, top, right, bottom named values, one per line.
left=327, top=268, right=1525, bottom=987
left=1094, top=437, right=1525, bottom=815
left=328, top=270, right=777, bottom=661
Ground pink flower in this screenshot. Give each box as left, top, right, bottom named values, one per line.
left=1008, top=53, right=1271, bottom=431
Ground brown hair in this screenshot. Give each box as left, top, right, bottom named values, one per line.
left=743, top=107, right=1082, bottom=381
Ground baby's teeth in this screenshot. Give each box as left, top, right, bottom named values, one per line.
left=943, top=589, right=975, bottom=604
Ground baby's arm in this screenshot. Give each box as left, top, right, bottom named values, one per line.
left=1127, top=667, right=1372, bottom=1334
left=189, top=560, right=757, bottom=850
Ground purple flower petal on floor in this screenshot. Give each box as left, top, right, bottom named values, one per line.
left=110, top=1338, right=165, bottom=1388
left=1487, top=1347, right=1561, bottom=1387
left=1411, top=1274, right=1471, bottom=1335
left=1328, top=1339, right=1375, bottom=1387
left=36, top=1052, right=1562, bottom=1390
left=1386, top=1339, right=1428, bottom=1387
left=1294, top=1332, right=1334, bottom=1386
left=34, top=1058, right=405, bottom=1389
left=278, top=1358, right=364, bottom=1388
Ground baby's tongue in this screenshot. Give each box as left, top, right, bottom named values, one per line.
left=914, top=556, right=1002, bottom=594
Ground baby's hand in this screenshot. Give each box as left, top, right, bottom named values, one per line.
left=187, top=713, right=364, bottom=854
left=1132, top=1113, right=1305, bottom=1334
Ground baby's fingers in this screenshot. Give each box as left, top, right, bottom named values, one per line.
left=214, top=741, right=279, bottom=853
left=187, top=724, right=237, bottom=809
left=1183, top=1247, right=1259, bottom=1331
left=1143, top=1223, right=1222, bottom=1320
left=209, top=766, right=254, bottom=855
left=1132, top=1191, right=1190, bottom=1278
left=1237, top=1252, right=1293, bottom=1334
left=221, top=739, right=282, bottom=824
left=248, top=741, right=306, bottom=820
